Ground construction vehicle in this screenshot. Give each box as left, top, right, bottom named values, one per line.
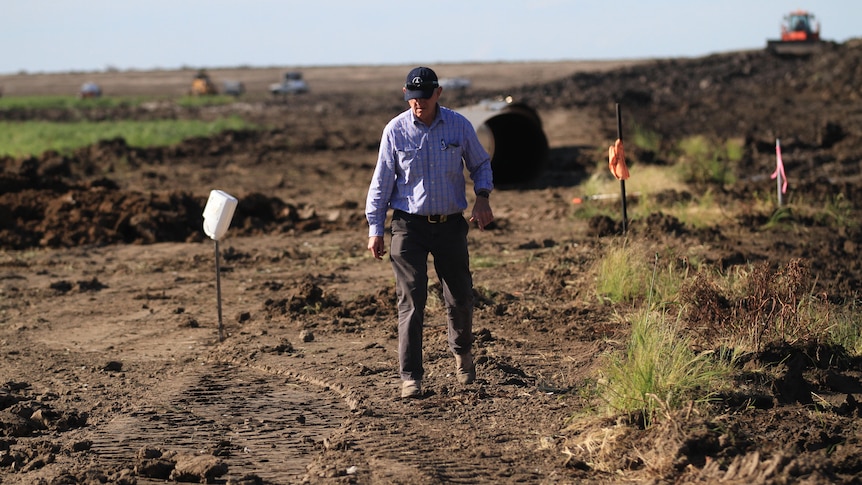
left=767, top=10, right=821, bottom=56
left=190, top=70, right=218, bottom=95
left=269, top=71, right=308, bottom=96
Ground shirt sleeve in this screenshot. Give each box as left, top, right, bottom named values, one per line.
left=460, top=117, right=494, bottom=193
left=365, top=128, right=397, bottom=237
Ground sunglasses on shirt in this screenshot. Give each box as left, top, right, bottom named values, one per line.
left=405, top=83, right=439, bottom=91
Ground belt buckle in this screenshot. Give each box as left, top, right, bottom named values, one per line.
left=427, top=214, right=447, bottom=223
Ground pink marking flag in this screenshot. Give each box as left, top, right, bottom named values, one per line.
left=771, top=139, right=787, bottom=194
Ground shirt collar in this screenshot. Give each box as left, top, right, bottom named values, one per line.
left=410, top=103, right=443, bottom=127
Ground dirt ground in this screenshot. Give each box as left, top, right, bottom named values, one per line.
left=1, top=40, right=862, bottom=484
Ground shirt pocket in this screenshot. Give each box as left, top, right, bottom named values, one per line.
left=440, top=142, right=464, bottom=176
left=394, top=145, right=421, bottom=181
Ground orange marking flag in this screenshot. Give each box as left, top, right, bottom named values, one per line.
left=608, top=139, right=630, bottom=180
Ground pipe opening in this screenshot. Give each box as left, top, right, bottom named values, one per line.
left=458, top=101, right=549, bottom=186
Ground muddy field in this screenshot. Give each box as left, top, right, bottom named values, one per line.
left=1, top=40, right=862, bottom=484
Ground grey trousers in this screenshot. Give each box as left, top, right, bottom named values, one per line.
left=389, top=212, right=474, bottom=381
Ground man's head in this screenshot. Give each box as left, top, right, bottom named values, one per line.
left=403, top=66, right=440, bottom=101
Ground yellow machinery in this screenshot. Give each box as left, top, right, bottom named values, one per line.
left=190, top=70, right=218, bottom=95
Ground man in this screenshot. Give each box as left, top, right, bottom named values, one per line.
left=365, top=66, right=494, bottom=399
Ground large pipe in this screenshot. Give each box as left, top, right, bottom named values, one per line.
left=457, top=98, right=549, bottom=186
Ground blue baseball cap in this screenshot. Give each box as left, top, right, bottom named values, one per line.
left=404, top=66, right=439, bottom=100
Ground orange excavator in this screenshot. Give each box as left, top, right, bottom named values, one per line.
left=190, top=69, right=218, bottom=96
left=767, top=10, right=821, bottom=56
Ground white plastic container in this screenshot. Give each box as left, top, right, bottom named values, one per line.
left=202, top=190, right=238, bottom=240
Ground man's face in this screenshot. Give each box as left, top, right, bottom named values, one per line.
left=405, top=87, right=442, bottom=122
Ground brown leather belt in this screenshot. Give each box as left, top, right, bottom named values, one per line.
left=394, top=210, right=459, bottom=224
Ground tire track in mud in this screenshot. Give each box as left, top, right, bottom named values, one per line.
left=359, top=393, right=547, bottom=484
left=208, top=344, right=553, bottom=483
left=87, top=362, right=349, bottom=483
left=352, top=419, right=489, bottom=484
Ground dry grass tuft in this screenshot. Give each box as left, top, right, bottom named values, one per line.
left=679, top=258, right=830, bottom=352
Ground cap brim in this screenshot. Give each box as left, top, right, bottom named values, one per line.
left=404, top=89, right=435, bottom=101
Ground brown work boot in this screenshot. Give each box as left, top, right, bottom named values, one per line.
left=455, top=353, right=475, bottom=384
left=401, top=379, right=422, bottom=398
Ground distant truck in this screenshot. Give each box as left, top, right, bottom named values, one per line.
left=439, top=77, right=471, bottom=91
left=269, top=72, right=309, bottom=96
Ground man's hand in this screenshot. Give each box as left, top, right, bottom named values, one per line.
left=368, top=236, right=386, bottom=259
left=469, top=197, right=494, bottom=231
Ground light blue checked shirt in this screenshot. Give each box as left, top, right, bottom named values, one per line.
left=366, top=105, right=494, bottom=237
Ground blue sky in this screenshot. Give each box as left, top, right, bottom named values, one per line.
left=3, top=1, right=858, bottom=74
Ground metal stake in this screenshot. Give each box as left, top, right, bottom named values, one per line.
left=214, top=239, right=224, bottom=342
left=776, top=139, right=784, bottom=207
left=616, top=103, right=628, bottom=235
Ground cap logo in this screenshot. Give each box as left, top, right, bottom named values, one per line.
left=412, top=76, right=424, bottom=84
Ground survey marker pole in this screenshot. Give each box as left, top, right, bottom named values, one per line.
left=202, top=190, right=238, bottom=343
left=214, top=240, right=224, bottom=342
left=776, top=139, right=784, bottom=207
left=616, top=103, right=628, bottom=235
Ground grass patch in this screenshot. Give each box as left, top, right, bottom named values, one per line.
left=669, top=188, right=727, bottom=229
left=176, top=95, right=244, bottom=108
left=594, top=239, right=652, bottom=304
left=674, top=135, right=742, bottom=186
left=680, top=258, right=841, bottom=353
left=0, top=116, right=256, bottom=158
left=599, top=308, right=734, bottom=425
left=0, top=94, right=239, bottom=110
left=829, top=304, right=862, bottom=357
left=597, top=244, right=734, bottom=425
left=590, top=246, right=861, bottom=428
left=0, top=95, right=142, bottom=110
left=815, top=193, right=857, bottom=228
left=630, top=124, right=662, bottom=152
left=756, top=192, right=860, bottom=233
left=593, top=240, right=686, bottom=307
left=572, top=165, right=689, bottom=221
left=471, top=254, right=504, bottom=269
left=762, top=206, right=794, bottom=230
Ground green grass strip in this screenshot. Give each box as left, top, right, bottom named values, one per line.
left=0, top=95, right=239, bottom=110
left=0, top=116, right=256, bottom=158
